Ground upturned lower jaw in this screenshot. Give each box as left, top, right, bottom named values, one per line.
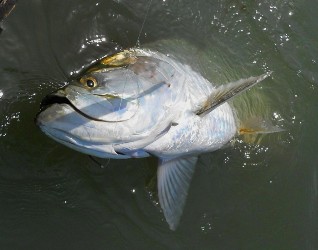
left=37, top=89, right=106, bottom=123
left=39, top=94, right=72, bottom=112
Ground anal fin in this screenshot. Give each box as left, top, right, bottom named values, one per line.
left=157, top=156, right=198, bottom=230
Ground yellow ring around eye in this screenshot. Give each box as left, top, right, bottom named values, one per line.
left=80, top=77, right=98, bottom=88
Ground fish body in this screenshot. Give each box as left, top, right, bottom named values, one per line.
left=36, top=48, right=271, bottom=230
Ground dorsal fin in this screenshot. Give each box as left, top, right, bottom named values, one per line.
left=196, top=72, right=272, bottom=116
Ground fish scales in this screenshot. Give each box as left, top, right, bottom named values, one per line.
left=36, top=48, right=273, bottom=230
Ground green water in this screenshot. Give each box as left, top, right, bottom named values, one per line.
left=0, top=0, right=317, bottom=249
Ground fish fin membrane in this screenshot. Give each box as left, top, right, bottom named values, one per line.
left=238, top=116, right=285, bottom=144
left=157, top=156, right=198, bottom=230
left=239, top=116, right=285, bottom=135
left=197, top=72, right=272, bottom=116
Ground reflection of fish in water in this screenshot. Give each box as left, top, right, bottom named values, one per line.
left=36, top=48, right=281, bottom=230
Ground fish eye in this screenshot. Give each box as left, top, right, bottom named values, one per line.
left=80, top=77, right=98, bottom=88
left=86, top=79, right=95, bottom=88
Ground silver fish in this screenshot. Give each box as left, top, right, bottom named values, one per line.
left=36, top=48, right=272, bottom=230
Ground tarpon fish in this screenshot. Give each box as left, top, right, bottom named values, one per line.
left=36, top=48, right=272, bottom=230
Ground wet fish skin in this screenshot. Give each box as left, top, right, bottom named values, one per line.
left=36, top=48, right=271, bottom=230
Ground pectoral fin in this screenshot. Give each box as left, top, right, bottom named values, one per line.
left=157, top=156, right=198, bottom=230
left=197, top=72, right=272, bottom=116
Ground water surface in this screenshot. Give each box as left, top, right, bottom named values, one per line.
left=0, top=0, right=317, bottom=249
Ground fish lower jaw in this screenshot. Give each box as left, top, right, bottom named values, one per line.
left=38, top=126, right=130, bottom=159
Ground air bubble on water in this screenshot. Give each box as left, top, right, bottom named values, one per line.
left=269, top=5, right=277, bottom=12
left=279, top=34, right=290, bottom=45
left=244, top=152, right=250, bottom=159
left=200, top=213, right=213, bottom=233
left=85, top=36, right=107, bottom=45
left=0, top=90, right=3, bottom=99
left=224, top=156, right=230, bottom=164
left=70, top=70, right=80, bottom=76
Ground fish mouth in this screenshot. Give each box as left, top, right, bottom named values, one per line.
left=39, top=93, right=72, bottom=112
left=37, top=90, right=105, bottom=122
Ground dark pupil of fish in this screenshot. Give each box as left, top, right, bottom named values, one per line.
left=86, top=79, right=95, bottom=88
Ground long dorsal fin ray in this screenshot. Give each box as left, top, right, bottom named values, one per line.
left=157, top=156, right=198, bottom=230
left=197, top=72, right=272, bottom=116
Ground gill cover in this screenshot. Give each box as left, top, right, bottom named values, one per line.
left=65, top=50, right=140, bottom=122
left=64, top=49, right=178, bottom=122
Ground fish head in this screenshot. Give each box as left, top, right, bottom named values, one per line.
left=36, top=50, right=145, bottom=158
left=35, top=49, right=176, bottom=158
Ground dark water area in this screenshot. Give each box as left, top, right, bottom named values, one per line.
left=0, top=0, right=317, bottom=249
